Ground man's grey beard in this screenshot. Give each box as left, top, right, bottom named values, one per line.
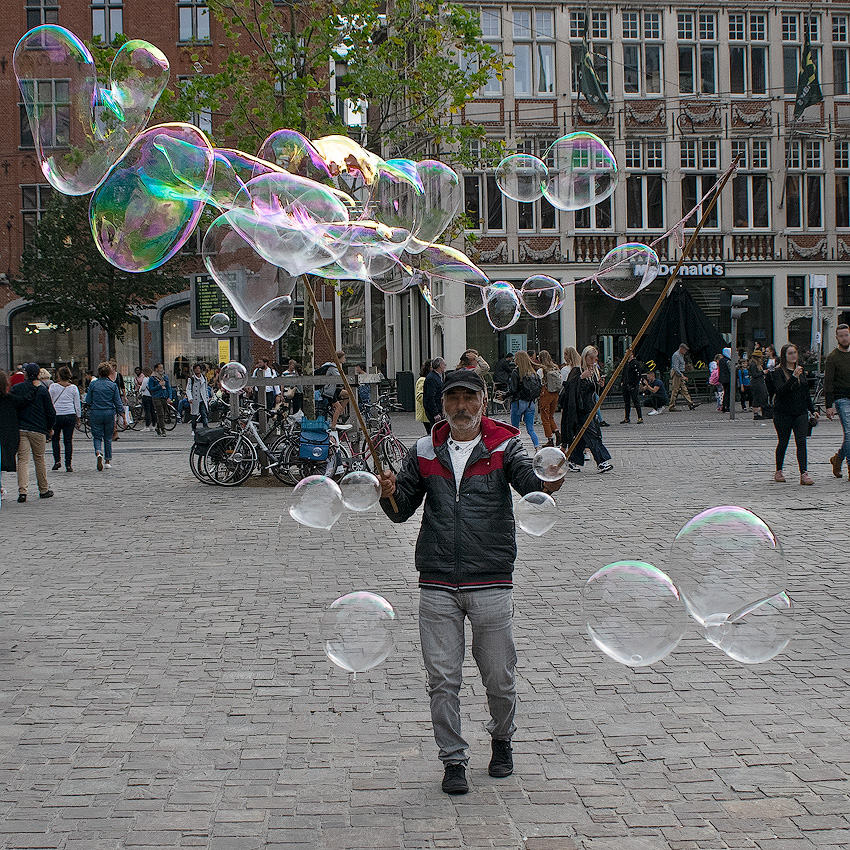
left=446, top=408, right=482, bottom=434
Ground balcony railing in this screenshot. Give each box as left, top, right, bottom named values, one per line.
left=732, top=234, right=775, bottom=261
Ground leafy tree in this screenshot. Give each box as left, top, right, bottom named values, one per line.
left=14, top=195, right=188, bottom=359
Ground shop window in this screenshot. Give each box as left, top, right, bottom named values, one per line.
left=787, top=276, right=806, bottom=307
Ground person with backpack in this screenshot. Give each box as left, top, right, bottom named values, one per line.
left=508, top=351, right=540, bottom=450
left=536, top=350, right=561, bottom=447
left=564, top=346, right=613, bottom=473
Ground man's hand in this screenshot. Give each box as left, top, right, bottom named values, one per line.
left=542, top=477, right=564, bottom=495
left=683, top=376, right=689, bottom=383
left=379, top=471, right=397, bottom=499
left=826, top=406, right=836, bottom=421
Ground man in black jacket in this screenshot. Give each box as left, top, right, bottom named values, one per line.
left=422, top=357, right=446, bottom=434
left=492, top=353, right=515, bottom=389
left=11, top=363, right=56, bottom=502
left=620, top=352, right=644, bottom=424
left=379, top=370, right=563, bottom=795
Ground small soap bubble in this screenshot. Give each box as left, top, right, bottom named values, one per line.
left=495, top=154, right=548, bottom=202
left=703, top=592, right=794, bottom=664
left=219, top=361, right=248, bottom=393
left=321, top=591, right=397, bottom=674
left=542, top=132, right=618, bottom=212
left=597, top=243, right=660, bottom=301
left=582, top=561, right=687, bottom=667
left=484, top=282, right=521, bottom=331
left=209, top=312, right=231, bottom=335
left=520, top=274, right=565, bottom=318
left=532, top=447, right=567, bottom=482
left=340, top=471, right=382, bottom=512
left=249, top=296, right=294, bottom=342
left=667, top=506, right=787, bottom=628
left=515, top=491, right=557, bottom=537
left=289, top=475, right=344, bottom=530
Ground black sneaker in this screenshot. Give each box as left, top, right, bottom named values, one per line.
left=52, top=462, right=61, bottom=471
left=599, top=420, right=610, bottom=427
left=17, top=494, right=26, bottom=503
left=488, top=739, right=514, bottom=777
left=39, top=490, right=54, bottom=499
left=441, top=763, right=469, bottom=795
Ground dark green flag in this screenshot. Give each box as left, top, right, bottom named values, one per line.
left=578, top=21, right=610, bottom=116
left=794, top=31, right=823, bottom=119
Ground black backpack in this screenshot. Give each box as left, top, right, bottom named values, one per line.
left=314, top=362, right=334, bottom=376
left=517, top=373, right=542, bottom=402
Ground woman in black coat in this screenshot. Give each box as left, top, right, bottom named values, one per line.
left=772, top=344, right=816, bottom=485
left=0, top=370, right=26, bottom=502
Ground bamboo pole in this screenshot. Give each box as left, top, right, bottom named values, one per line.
left=302, top=276, right=399, bottom=511
left=564, top=159, right=740, bottom=461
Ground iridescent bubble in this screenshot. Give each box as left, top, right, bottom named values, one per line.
left=340, top=471, right=382, bottom=512
left=405, top=160, right=462, bottom=253
left=418, top=277, right=485, bottom=318
left=485, top=282, right=521, bottom=330
left=249, top=296, right=294, bottom=342
left=89, top=123, right=214, bottom=271
left=313, top=135, right=384, bottom=184
left=515, top=491, right=557, bottom=537
left=532, top=447, right=567, bottom=482
left=321, top=591, right=397, bottom=674
left=582, top=561, right=687, bottom=667
left=362, top=160, right=424, bottom=252
left=257, top=129, right=333, bottom=183
left=208, top=148, right=282, bottom=210
left=667, top=506, right=787, bottom=628
left=597, top=243, right=660, bottom=301
left=542, top=132, right=618, bottom=212
left=14, top=26, right=169, bottom=195
left=219, top=361, right=248, bottom=393
left=495, top=154, right=548, bottom=202
left=413, top=243, right=489, bottom=287
left=520, top=274, right=565, bottom=318
left=209, top=312, right=231, bottom=335
left=203, top=213, right=298, bottom=322
left=289, top=475, right=344, bottom=530
left=703, top=592, right=795, bottom=664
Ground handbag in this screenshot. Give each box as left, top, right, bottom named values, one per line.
left=807, top=413, right=818, bottom=436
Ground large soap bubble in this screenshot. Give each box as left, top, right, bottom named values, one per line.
left=209, top=312, right=231, bottom=335
left=515, top=491, right=557, bottom=537
left=597, top=243, right=660, bottom=301
left=340, top=471, right=382, bottom=512
left=321, top=591, right=397, bottom=676
left=520, top=274, right=565, bottom=318
left=418, top=277, right=485, bottom=318
left=667, top=506, right=787, bottom=628
left=582, top=561, right=687, bottom=667
left=703, top=592, right=795, bottom=664
left=89, top=123, right=214, bottom=271
left=495, top=154, right=548, bottom=202
left=484, top=282, right=521, bottom=330
left=14, top=27, right=169, bottom=195
left=289, top=475, right=344, bottom=530
left=257, top=129, right=333, bottom=183
left=532, top=447, right=567, bottom=482
left=364, top=159, right=424, bottom=251
left=406, top=160, right=462, bottom=253
left=219, top=361, right=248, bottom=393
left=249, top=296, right=294, bottom=342
left=542, top=132, right=618, bottom=212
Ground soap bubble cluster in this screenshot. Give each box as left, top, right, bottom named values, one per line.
left=13, top=27, right=646, bottom=341
left=290, top=469, right=383, bottom=530
left=582, top=507, right=795, bottom=668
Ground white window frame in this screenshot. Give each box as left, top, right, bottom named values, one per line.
left=623, top=12, right=663, bottom=96
left=178, top=1, right=211, bottom=43
left=677, top=10, right=717, bottom=95
left=512, top=8, right=556, bottom=96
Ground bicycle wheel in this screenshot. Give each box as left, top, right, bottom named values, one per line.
left=162, top=404, right=178, bottom=431
left=204, top=436, right=256, bottom=485
left=189, top=444, right=216, bottom=484
left=268, top=435, right=302, bottom=485
left=379, top=436, right=407, bottom=474
left=127, top=404, right=143, bottom=429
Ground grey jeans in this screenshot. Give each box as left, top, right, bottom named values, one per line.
left=418, top=587, right=517, bottom=765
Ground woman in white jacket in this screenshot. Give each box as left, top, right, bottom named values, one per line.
left=186, top=363, right=210, bottom=432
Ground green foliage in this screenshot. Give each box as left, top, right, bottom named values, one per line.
left=14, top=195, right=188, bottom=357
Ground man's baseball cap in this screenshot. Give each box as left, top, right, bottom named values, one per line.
left=441, top=369, right=486, bottom=395
left=24, top=363, right=40, bottom=379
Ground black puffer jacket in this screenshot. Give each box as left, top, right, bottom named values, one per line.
left=380, top=418, right=544, bottom=591
left=11, top=380, right=56, bottom=435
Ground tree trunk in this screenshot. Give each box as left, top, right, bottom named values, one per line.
left=301, top=275, right=315, bottom=418
left=107, top=331, right=117, bottom=361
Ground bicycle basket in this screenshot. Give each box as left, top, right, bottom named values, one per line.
left=193, top=426, right=227, bottom=446
left=299, top=417, right=330, bottom=461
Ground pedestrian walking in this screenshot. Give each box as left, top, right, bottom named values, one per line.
left=564, top=346, right=613, bottom=472
left=826, top=322, right=850, bottom=480
left=148, top=363, right=171, bottom=436
left=737, top=357, right=752, bottom=411
left=558, top=346, right=583, bottom=448
left=668, top=343, right=698, bottom=412
left=415, top=359, right=432, bottom=434
left=37, top=368, right=53, bottom=389
left=748, top=351, right=769, bottom=419
left=508, top=351, right=541, bottom=450
left=48, top=366, right=81, bottom=472
left=771, top=344, right=816, bottom=485
left=536, top=350, right=561, bottom=446
left=620, top=351, right=644, bottom=424
left=139, top=367, right=155, bottom=431
left=0, top=370, right=28, bottom=509
left=719, top=348, right=733, bottom=412
left=252, top=358, right=281, bottom=411
left=85, top=362, right=125, bottom=471
left=423, top=357, right=446, bottom=434
left=186, top=363, right=210, bottom=432
left=11, top=363, right=56, bottom=502
left=377, top=369, right=563, bottom=795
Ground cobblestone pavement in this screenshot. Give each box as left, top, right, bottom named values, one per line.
left=1, top=407, right=849, bottom=850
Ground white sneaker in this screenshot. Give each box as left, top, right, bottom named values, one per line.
left=597, top=461, right=614, bottom=473
left=647, top=409, right=658, bottom=415
left=104, top=462, right=112, bottom=469
left=658, top=407, right=665, bottom=414
left=568, top=462, right=582, bottom=472
left=97, top=453, right=103, bottom=471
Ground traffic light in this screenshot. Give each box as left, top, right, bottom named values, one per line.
left=731, top=294, right=749, bottom=320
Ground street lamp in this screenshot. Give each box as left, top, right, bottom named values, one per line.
left=730, top=295, right=748, bottom=420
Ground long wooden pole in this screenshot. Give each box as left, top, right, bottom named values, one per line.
left=564, top=160, right=739, bottom=461
left=302, top=276, right=398, bottom=511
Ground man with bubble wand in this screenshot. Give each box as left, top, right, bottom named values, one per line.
left=378, top=369, right=564, bottom=795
